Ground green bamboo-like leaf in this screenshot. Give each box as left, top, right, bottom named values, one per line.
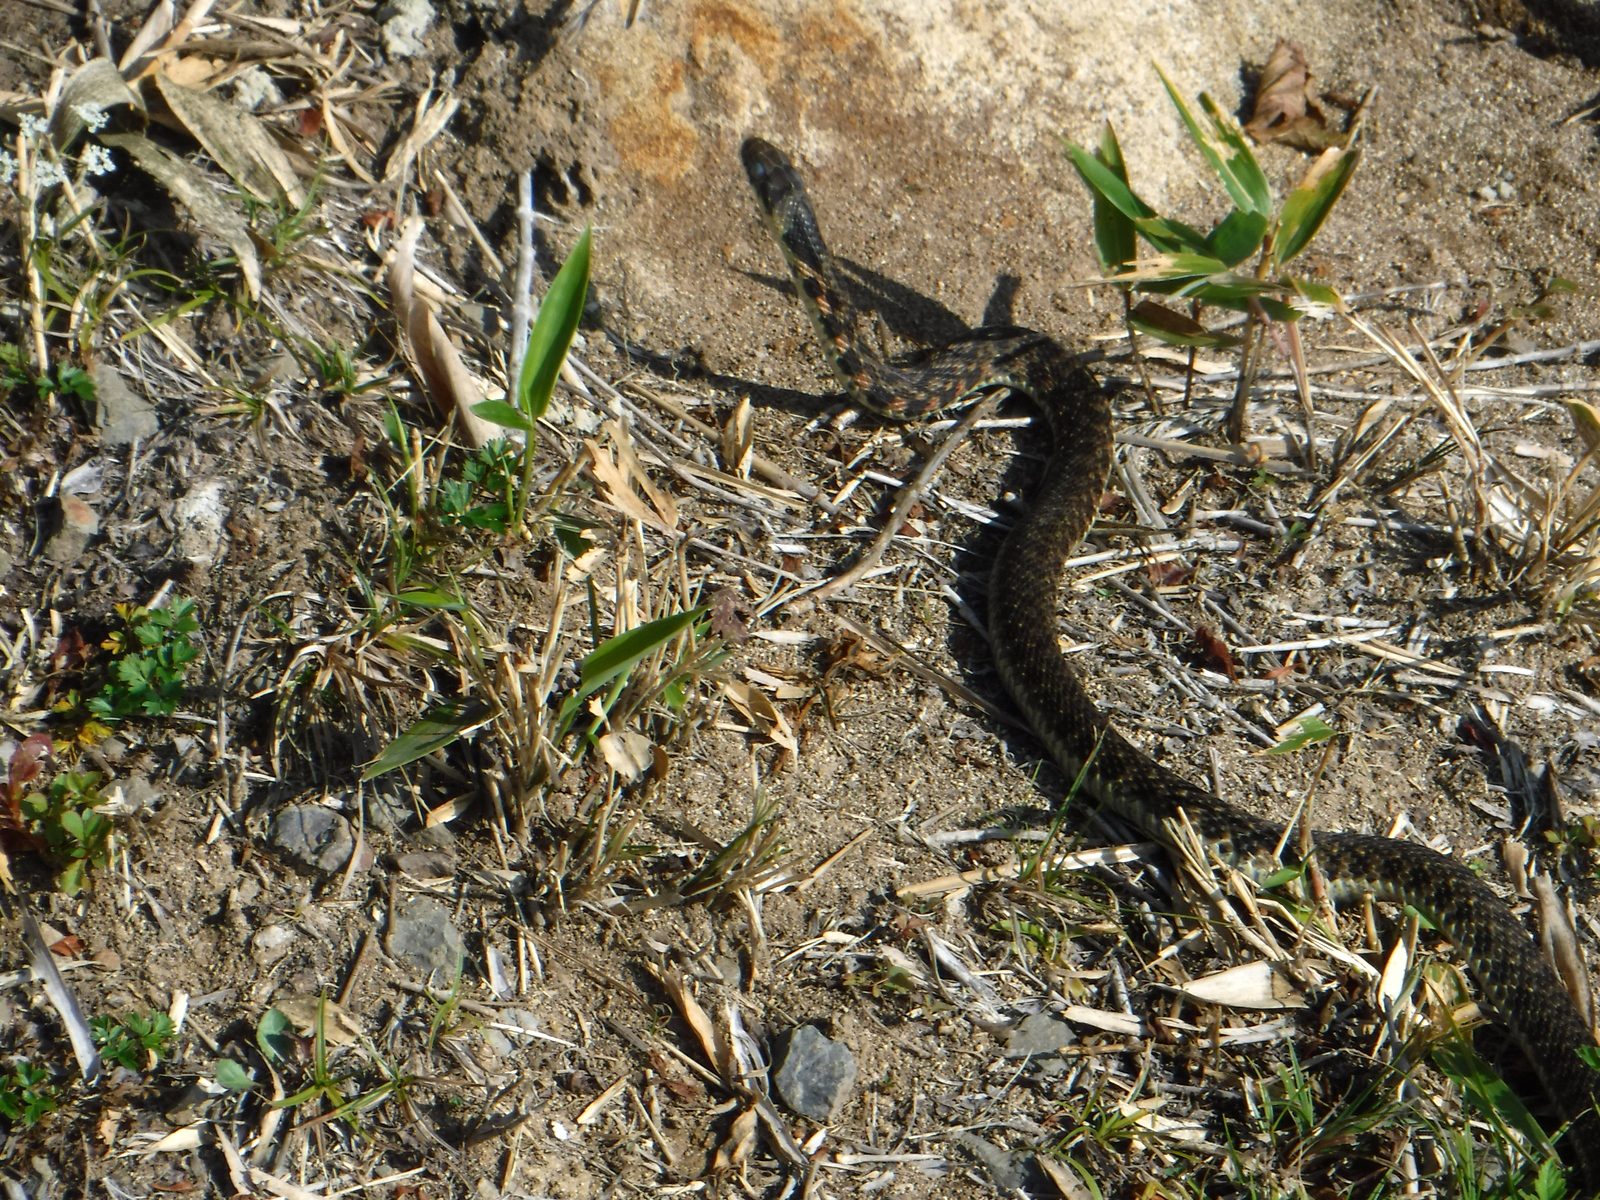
left=471, top=399, right=535, bottom=432
left=1126, top=299, right=1240, bottom=349
left=1114, top=253, right=1231, bottom=284
left=1131, top=215, right=1214, bottom=257
left=361, top=698, right=494, bottom=780
left=1266, top=714, right=1336, bottom=754
left=1198, top=93, right=1272, bottom=215
left=1207, top=209, right=1269, bottom=268
left=1089, top=124, right=1136, bottom=275
left=556, top=606, right=705, bottom=735
left=517, top=226, right=591, bottom=422
left=1256, top=295, right=1301, bottom=322
left=1431, top=1040, right=1554, bottom=1154
left=1273, top=147, right=1360, bottom=267
left=1062, top=138, right=1156, bottom=223
left=1285, top=276, right=1345, bottom=311
left=1154, top=65, right=1272, bottom=217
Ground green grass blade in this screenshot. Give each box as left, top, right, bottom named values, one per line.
left=1089, top=123, right=1136, bottom=274
left=1062, top=139, right=1156, bottom=224
left=1431, top=1040, right=1555, bottom=1156
left=1155, top=65, right=1272, bottom=217
left=517, top=225, right=591, bottom=422
left=1274, top=147, right=1360, bottom=267
left=362, top=698, right=494, bottom=780
left=577, top=606, right=705, bottom=697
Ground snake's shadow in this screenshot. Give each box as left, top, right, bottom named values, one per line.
left=617, top=263, right=1082, bottom=822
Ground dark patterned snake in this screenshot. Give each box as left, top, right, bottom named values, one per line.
left=740, top=136, right=1600, bottom=1187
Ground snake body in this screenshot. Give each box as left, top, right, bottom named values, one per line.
left=740, top=137, right=1600, bottom=1186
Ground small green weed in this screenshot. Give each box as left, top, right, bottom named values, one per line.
left=21, top=769, right=112, bottom=894
left=435, top=439, right=521, bottom=533
left=92, top=1010, right=177, bottom=1071
left=86, top=597, right=200, bottom=722
left=0, top=1061, right=59, bottom=1125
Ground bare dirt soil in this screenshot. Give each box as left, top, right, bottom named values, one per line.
left=4, top=0, right=1600, bottom=1197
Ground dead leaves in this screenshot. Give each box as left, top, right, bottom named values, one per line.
left=584, top=421, right=680, bottom=532
left=1245, top=39, right=1346, bottom=152
left=388, top=216, right=501, bottom=448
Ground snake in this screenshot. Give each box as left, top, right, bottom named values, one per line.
left=739, top=136, right=1600, bottom=1188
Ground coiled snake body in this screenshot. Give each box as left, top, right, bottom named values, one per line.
left=740, top=136, right=1600, bottom=1187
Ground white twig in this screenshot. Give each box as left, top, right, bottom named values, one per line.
left=507, top=170, right=536, bottom=396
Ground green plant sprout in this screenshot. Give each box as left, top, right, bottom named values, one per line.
left=91, top=1009, right=178, bottom=1071
left=470, top=225, right=591, bottom=538
left=86, top=597, right=200, bottom=722
left=21, top=769, right=113, bottom=894
left=0, top=1062, right=59, bottom=1125
left=1065, top=65, right=1359, bottom=442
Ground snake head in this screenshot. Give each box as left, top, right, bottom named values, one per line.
left=741, top=138, right=802, bottom=210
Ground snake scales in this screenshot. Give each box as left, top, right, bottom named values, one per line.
left=739, top=136, right=1600, bottom=1187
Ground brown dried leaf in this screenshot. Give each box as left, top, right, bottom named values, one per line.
left=154, top=70, right=303, bottom=206
left=711, top=1104, right=758, bottom=1178
left=597, top=730, right=654, bottom=782
left=49, top=59, right=142, bottom=150
left=584, top=421, right=679, bottom=532
left=721, top=680, right=798, bottom=753
left=1193, top=624, right=1237, bottom=682
left=1244, top=38, right=1339, bottom=151
left=659, top=968, right=729, bottom=1082
left=388, top=217, right=499, bottom=448
left=269, top=995, right=362, bottom=1045
left=721, top=396, right=753, bottom=479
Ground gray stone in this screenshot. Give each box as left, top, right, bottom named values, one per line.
left=379, top=0, right=434, bottom=58
left=365, top=787, right=415, bottom=834
left=1004, top=1011, right=1078, bottom=1057
left=251, top=924, right=296, bottom=966
left=171, top=480, right=228, bottom=566
left=43, top=494, right=99, bottom=563
left=270, top=805, right=355, bottom=874
left=773, top=1025, right=856, bottom=1122
left=88, top=362, right=159, bottom=446
left=388, top=896, right=462, bottom=977
left=955, top=1132, right=1027, bottom=1191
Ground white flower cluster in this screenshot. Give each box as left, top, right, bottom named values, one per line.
left=5, top=104, right=119, bottom=192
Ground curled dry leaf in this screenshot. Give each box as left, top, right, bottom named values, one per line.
left=1179, top=960, right=1306, bottom=1010
left=154, top=70, right=303, bottom=207
left=388, top=217, right=499, bottom=448
left=269, top=995, right=362, bottom=1045
left=721, top=395, right=754, bottom=478
left=597, top=730, right=654, bottom=782
left=100, top=133, right=261, bottom=299
left=721, top=679, right=797, bottom=753
left=1244, top=38, right=1340, bottom=151
left=584, top=420, right=679, bottom=532
left=1192, top=624, right=1237, bottom=681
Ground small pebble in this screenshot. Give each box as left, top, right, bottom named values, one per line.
left=44, top=495, right=99, bottom=563
left=270, top=805, right=355, bottom=874
left=773, top=1025, right=856, bottom=1121
left=388, top=896, right=463, bottom=976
